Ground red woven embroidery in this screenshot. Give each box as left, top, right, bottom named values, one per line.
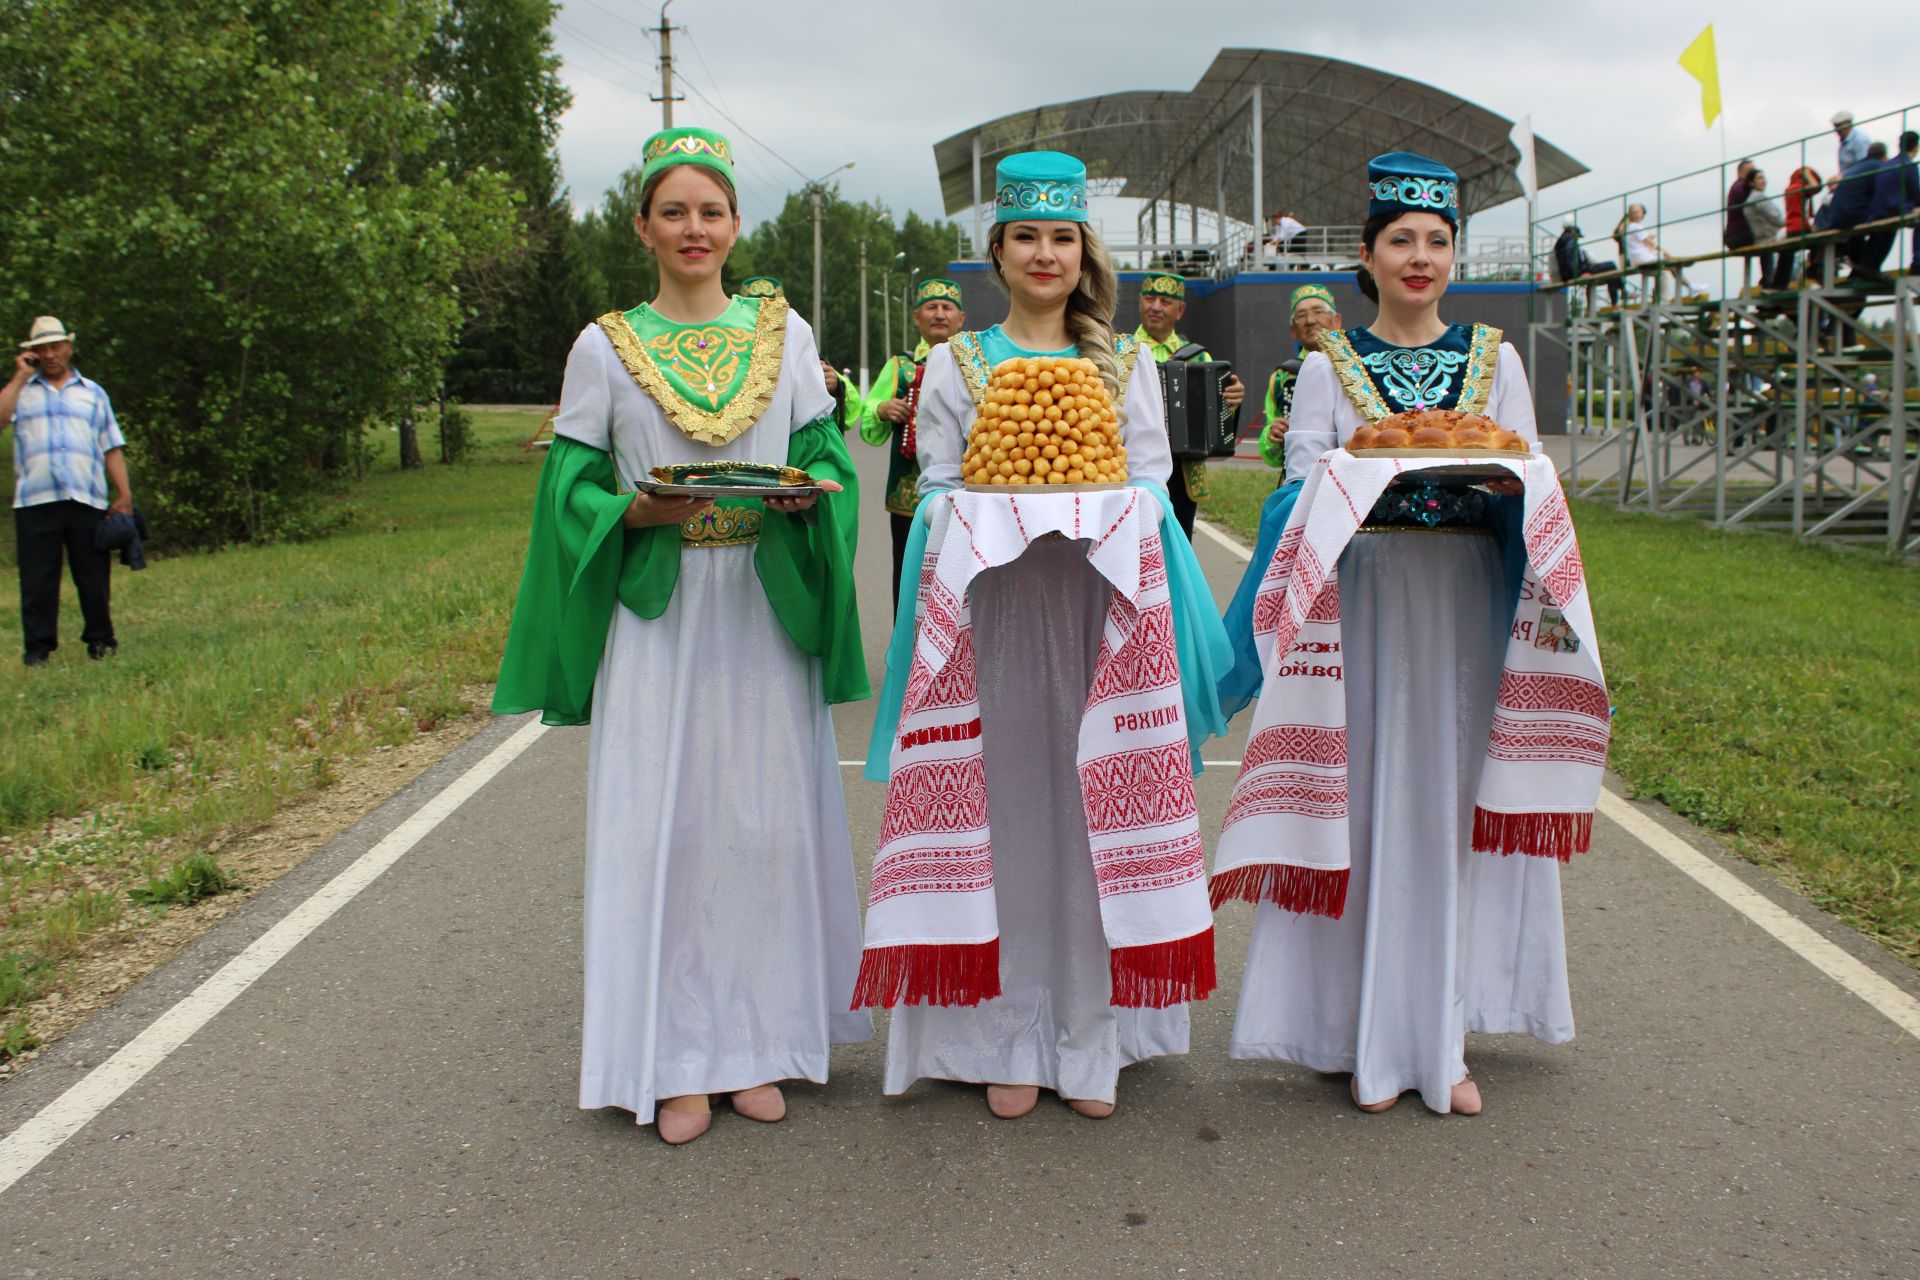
left=1093, top=831, right=1206, bottom=895
left=1488, top=717, right=1610, bottom=764
left=1080, top=742, right=1199, bottom=835
left=1085, top=603, right=1181, bottom=706
left=879, top=757, right=990, bottom=844
left=1496, top=672, right=1610, bottom=720
left=1224, top=774, right=1349, bottom=825
left=1243, top=724, right=1348, bottom=769
left=869, top=844, right=994, bottom=903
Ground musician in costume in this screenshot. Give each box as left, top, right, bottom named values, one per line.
left=1131, top=271, right=1244, bottom=536
left=856, top=276, right=964, bottom=605
left=857, top=151, right=1230, bottom=1122
left=1257, top=283, right=1341, bottom=471
left=1222, top=153, right=1576, bottom=1117
left=492, top=128, right=871, bottom=1145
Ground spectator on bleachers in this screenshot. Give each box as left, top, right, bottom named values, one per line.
left=1833, top=111, right=1870, bottom=174
left=1554, top=218, right=1622, bottom=305
left=1744, top=169, right=1785, bottom=291
left=1823, top=142, right=1890, bottom=280
left=1621, top=203, right=1692, bottom=300
left=1723, top=159, right=1756, bottom=254
left=1862, top=130, right=1919, bottom=280
left=1770, top=165, right=1824, bottom=290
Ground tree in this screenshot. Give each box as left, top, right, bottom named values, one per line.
left=0, top=0, right=518, bottom=542
left=423, top=0, right=589, bottom=410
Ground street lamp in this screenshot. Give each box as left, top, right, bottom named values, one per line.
left=857, top=214, right=892, bottom=399
left=805, top=160, right=855, bottom=343
left=902, top=266, right=921, bottom=350
left=879, top=250, right=904, bottom=368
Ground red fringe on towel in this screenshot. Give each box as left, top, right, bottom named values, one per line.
left=849, top=940, right=1001, bottom=1010
left=1109, top=927, right=1217, bottom=1009
left=1208, top=863, right=1350, bottom=919
left=1472, top=808, right=1593, bottom=862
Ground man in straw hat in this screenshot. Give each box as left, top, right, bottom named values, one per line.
left=1, top=316, right=132, bottom=665
left=1132, top=271, right=1243, bottom=536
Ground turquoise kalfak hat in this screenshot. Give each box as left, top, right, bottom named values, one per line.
left=1366, top=151, right=1459, bottom=226
left=995, top=151, right=1089, bottom=223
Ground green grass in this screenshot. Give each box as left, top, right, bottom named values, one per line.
left=0, top=407, right=550, bottom=1035
left=1200, top=466, right=1920, bottom=966
left=127, top=851, right=237, bottom=907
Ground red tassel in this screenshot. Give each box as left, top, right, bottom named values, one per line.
left=850, top=940, right=1001, bottom=1010
left=1472, top=808, right=1593, bottom=862
left=1109, top=928, right=1217, bottom=1008
left=1208, top=863, right=1350, bottom=919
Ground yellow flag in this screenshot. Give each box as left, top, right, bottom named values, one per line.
left=1678, top=24, right=1721, bottom=128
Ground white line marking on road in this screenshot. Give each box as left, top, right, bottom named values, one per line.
left=1193, top=517, right=1253, bottom=563
left=1595, top=790, right=1920, bottom=1041
left=1195, top=510, right=1919, bottom=1038
left=0, top=719, right=551, bottom=1199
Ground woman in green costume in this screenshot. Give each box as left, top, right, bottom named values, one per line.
left=492, top=128, right=871, bottom=1146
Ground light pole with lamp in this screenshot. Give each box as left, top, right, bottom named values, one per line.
left=856, top=216, right=893, bottom=399
left=901, top=266, right=921, bottom=350
left=804, top=160, right=855, bottom=344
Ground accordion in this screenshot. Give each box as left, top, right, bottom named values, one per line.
left=1157, top=345, right=1240, bottom=460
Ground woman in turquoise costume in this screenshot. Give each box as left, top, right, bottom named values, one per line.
left=1224, top=153, right=1567, bottom=1116
left=863, top=151, right=1230, bottom=1120
left=491, top=128, right=870, bottom=1145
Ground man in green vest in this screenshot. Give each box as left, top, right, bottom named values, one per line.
left=1258, top=283, right=1342, bottom=475
left=1132, top=271, right=1244, bottom=536
left=857, top=276, right=964, bottom=605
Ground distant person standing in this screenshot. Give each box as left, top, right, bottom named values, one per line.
left=1259, top=283, right=1340, bottom=474
left=1, top=317, right=132, bottom=666
left=1832, top=111, right=1870, bottom=175
left=1553, top=219, right=1622, bottom=305
left=1132, top=271, right=1245, bottom=535
left=1723, top=158, right=1756, bottom=254
left=1271, top=210, right=1305, bottom=255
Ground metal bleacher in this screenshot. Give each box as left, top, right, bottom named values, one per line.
left=1534, top=104, right=1920, bottom=555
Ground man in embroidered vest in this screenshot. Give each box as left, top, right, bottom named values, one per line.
left=1259, top=284, right=1341, bottom=481
left=857, top=277, right=964, bottom=605
left=1132, top=272, right=1243, bottom=536
left=2, top=316, right=133, bottom=666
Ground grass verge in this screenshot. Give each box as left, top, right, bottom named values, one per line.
left=0, top=409, right=547, bottom=1043
left=1200, top=464, right=1920, bottom=966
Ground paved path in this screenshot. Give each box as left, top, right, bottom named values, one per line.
left=3, top=441, right=1918, bottom=1279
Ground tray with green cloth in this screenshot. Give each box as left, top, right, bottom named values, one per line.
left=635, top=461, right=825, bottom=499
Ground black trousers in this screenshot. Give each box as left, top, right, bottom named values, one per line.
left=15, top=500, right=114, bottom=657
left=1169, top=463, right=1198, bottom=539
left=890, top=513, right=912, bottom=611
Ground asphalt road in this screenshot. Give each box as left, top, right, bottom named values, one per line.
left=3, top=437, right=1917, bottom=1280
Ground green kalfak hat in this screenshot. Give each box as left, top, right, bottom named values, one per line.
left=914, top=278, right=963, bottom=309
left=641, top=126, right=735, bottom=188
left=740, top=276, right=784, bottom=298
left=1289, top=283, right=1337, bottom=314
left=1140, top=272, right=1186, bottom=300
left=995, top=150, right=1089, bottom=223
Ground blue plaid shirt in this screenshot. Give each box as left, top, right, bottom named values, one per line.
left=9, top=370, right=126, bottom=510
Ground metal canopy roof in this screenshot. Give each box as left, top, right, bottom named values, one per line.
left=932, top=48, right=1586, bottom=230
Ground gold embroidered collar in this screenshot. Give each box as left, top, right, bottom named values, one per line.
left=1318, top=323, right=1502, bottom=422
left=597, top=296, right=789, bottom=446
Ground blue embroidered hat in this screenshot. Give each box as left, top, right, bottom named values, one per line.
left=1366, top=152, right=1460, bottom=226
left=995, top=151, right=1090, bottom=223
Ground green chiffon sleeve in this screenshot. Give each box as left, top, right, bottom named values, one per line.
left=490, top=436, right=678, bottom=726
left=754, top=415, right=871, bottom=704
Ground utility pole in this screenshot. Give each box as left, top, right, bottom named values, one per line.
left=651, top=2, right=683, bottom=129
left=812, top=185, right=824, bottom=339
left=858, top=236, right=869, bottom=398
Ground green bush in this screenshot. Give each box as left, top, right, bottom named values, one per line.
left=128, top=853, right=236, bottom=908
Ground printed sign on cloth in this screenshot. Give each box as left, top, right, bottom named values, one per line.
left=853, top=488, right=1216, bottom=1010
left=1211, top=450, right=1609, bottom=918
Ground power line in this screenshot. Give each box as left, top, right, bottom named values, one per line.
left=572, top=0, right=660, bottom=42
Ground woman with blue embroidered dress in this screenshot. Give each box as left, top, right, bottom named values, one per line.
left=1225, top=152, right=1570, bottom=1116
left=491, top=128, right=871, bottom=1145
left=860, top=151, right=1230, bottom=1121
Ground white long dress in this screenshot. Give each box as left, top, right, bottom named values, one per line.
left=884, top=336, right=1187, bottom=1106
left=552, top=308, right=872, bottom=1123
left=1238, top=341, right=1574, bottom=1113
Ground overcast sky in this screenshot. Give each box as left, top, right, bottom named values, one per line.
left=550, top=0, right=1914, bottom=257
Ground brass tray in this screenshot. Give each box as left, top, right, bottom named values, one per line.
left=639, top=461, right=823, bottom=499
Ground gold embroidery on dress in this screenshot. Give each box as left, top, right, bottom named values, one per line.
left=1458, top=323, right=1502, bottom=416
left=1317, top=329, right=1392, bottom=422
left=1117, top=333, right=1142, bottom=392
left=679, top=504, right=762, bottom=547
left=597, top=297, right=788, bottom=447
left=947, top=332, right=991, bottom=410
